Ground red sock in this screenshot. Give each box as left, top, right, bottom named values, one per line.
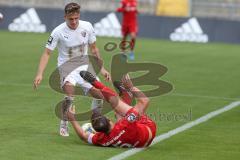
left=92, top=81, right=105, bottom=89
left=101, top=87, right=117, bottom=102
left=120, top=91, right=132, bottom=105
left=92, top=80, right=118, bottom=102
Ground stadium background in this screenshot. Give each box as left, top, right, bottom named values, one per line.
left=0, top=0, right=239, bottom=160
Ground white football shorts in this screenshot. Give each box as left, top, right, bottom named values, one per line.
left=59, top=64, right=100, bottom=95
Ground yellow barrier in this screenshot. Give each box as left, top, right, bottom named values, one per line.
left=156, top=0, right=189, bottom=17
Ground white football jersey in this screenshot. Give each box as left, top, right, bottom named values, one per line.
left=46, top=20, right=96, bottom=66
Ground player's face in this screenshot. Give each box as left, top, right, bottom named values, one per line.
left=64, top=12, right=80, bottom=30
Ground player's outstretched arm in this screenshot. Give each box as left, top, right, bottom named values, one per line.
left=33, top=48, right=52, bottom=89
left=67, top=111, right=90, bottom=142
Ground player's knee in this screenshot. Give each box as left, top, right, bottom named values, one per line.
left=63, top=96, right=74, bottom=107
left=62, top=82, right=75, bottom=95
left=130, top=32, right=136, bottom=39
left=64, top=81, right=74, bottom=87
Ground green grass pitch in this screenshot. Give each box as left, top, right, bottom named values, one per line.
left=0, top=31, right=239, bottom=160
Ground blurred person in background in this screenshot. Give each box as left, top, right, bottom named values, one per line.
left=117, top=0, right=138, bottom=60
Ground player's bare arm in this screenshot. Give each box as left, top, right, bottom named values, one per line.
left=121, top=74, right=149, bottom=115
left=89, top=42, right=111, bottom=81
left=130, top=87, right=149, bottom=115
left=33, top=48, right=52, bottom=89
left=67, top=111, right=91, bottom=142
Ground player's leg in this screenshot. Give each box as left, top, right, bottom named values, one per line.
left=113, top=81, right=133, bottom=105
left=120, top=34, right=128, bottom=52
left=80, top=71, right=132, bottom=116
left=88, top=87, right=104, bottom=99
left=60, top=82, right=75, bottom=137
left=120, top=24, right=128, bottom=52
left=129, top=33, right=136, bottom=60
left=60, top=73, right=104, bottom=136
left=113, top=81, right=134, bottom=120
left=77, top=70, right=104, bottom=114
left=120, top=24, right=130, bottom=61
left=128, top=23, right=138, bottom=60
left=88, top=88, right=104, bottom=114
left=130, top=32, right=136, bottom=52
left=59, top=66, right=84, bottom=137
left=119, top=34, right=128, bottom=61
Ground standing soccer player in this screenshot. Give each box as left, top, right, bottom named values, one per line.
left=33, top=3, right=110, bottom=137
left=117, top=0, right=138, bottom=60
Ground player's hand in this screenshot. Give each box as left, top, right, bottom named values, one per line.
left=67, top=110, right=76, bottom=121
left=33, top=74, right=43, bottom=90
left=121, top=74, right=133, bottom=90
left=100, top=68, right=111, bottom=82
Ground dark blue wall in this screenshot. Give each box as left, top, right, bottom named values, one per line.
left=1, top=6, right=240, bottom=44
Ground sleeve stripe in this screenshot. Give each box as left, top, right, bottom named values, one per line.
left=88, top=133, right=94, bottom=144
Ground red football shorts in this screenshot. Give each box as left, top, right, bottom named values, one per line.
left=122, top=22, right=138, bottom=36
left=137, top=113, right=156, bottom=146
left=126, top=108, right=157, bottom=147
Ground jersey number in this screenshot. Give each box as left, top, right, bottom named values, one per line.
left=112, top=140, right=133, bottom=148
left=68, top=44, right=85, bottom=58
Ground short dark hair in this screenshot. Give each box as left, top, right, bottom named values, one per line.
left=64, top=3, right=80, bottom=15
left=91, top=112, right=110, bottom=134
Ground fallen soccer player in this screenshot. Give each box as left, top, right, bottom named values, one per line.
left=67, top=71, right=156, bottom=147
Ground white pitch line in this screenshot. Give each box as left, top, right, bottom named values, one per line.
left=108, top=101, right=240, bottom=160
left=171, top=93, right=240, bottom=101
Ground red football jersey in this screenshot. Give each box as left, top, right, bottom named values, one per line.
left=88, top=108, right=156, bottom=148
left=117, top=0, right=138, bottom=25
